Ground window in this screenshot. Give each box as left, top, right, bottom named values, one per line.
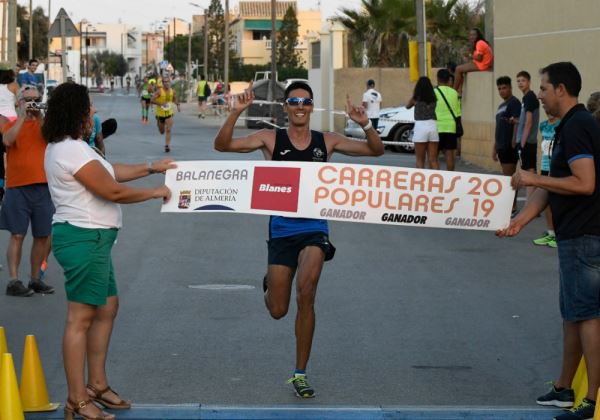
left=252, top=30, right=270, bottom=41
left=311, top=41, right=320, bottom=69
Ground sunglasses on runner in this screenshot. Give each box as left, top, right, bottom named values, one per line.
left=285, top=97, right=313, bottom=106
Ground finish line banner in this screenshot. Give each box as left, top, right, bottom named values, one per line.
left=162, top=161, right=514, bottom=231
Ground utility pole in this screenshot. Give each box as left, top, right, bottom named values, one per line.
left=224, top=0, right=229, bottom=92
left=60, top=12, right=67, bottom=82
left=173, top=17, right=176, bottom=70
left=187, top=22, right=192, bottom=102
left=203, top=9, right=208, bottom=80
left=415, top=0, right=427, bottom=77
left=47, top=0, right=51, bottom=77
left=28, top=0, right=33, bottom=59
left=7, top=0, right=17, bottom=65
left=85, top=26, right=89, bottom=87
left=1, top=1, right=8, bottom=61
left=269, top=0, right=276, bottom=114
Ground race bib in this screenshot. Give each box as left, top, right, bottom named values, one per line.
left=541, top=140, right=551, bottom=156
left=141, top=89, right=149, bottom=96
left=161, top=103, right=172, bottom=112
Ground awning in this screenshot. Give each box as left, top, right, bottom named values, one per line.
left=244, top=19, right=282, bottom=31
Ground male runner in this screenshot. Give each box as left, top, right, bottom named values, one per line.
left=214, top=81, right=383, bottom=398
left=151, top=76, right=179, bottom=152
left=140, top=77, right=153, bottom=124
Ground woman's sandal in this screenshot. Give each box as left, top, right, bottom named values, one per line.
left=86, top=384, right=131, bottom=410
left=64, top=398, right=115, bottom=420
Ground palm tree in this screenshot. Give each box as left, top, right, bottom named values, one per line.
left=337, top=0, right=485, bottom=68
left=338, top=0, right=416, bottom=67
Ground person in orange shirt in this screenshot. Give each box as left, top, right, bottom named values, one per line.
left=454, top=28, right=494, bottom=96
left=1, top=85, right=55, bottom=297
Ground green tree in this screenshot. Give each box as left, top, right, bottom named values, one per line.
left=17, top=5, right=49, bottom=61
left=164, top=33, right=206, bottom=75
left=337, top=0, right=485, bottom=68
left=206, top=0, right=238, bottom=80
left=92, top=51, right=127, bottom=77
left=337, top=0, right=415, bottom=67
left=277, top=6, right=303, bottom=69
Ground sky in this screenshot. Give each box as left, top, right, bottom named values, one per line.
left=21, top=0, right=365, bottom=29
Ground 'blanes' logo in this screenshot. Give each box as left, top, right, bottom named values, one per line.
left=251, top=167, right=301, bottom=212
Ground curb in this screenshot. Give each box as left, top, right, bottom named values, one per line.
left=26, top=404, right=564, bottom=419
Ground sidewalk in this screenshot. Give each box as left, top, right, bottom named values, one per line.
left=27, top=404, right=564, bottom=419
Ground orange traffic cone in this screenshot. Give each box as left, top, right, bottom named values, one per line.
left=19, top=335, right=59, bottom=412
left=0, top=326, right=7, bottom=378
left=0, top=353, right=25, bottom=420
left=0, top=326, right=7, bottom=355
left=572, top=357, right=588, bottom=407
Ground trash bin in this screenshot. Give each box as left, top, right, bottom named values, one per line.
left=246, top=79, right=287, bottom=129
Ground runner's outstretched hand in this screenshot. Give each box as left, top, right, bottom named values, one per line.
left=232, top=81, right=254, bottom=114
left=346, top=94, right=369, bottom=128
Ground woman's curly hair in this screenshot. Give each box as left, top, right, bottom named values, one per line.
left=587, top=92, right=600, bottom=122
left=42, top=82, right=90, bottom=143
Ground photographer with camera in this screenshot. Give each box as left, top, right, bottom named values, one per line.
left=1, top=84, right=55, bottom=297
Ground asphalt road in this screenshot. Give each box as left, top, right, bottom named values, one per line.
left=1, top=91, right=562, bottom=408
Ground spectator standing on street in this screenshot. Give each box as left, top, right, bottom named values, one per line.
left=497, top=62, right=600, bottom=420
left=362, top=79, right=382, bottom=129
left=453, top=28, right=493, bottom=96
left=532, top=112, right=560, bottom=248
left=1, top=85, right=55, bottom=297
left=18, top=59, right=39, bottom=87
left=43, top=82, right=174, bottom=420
left=492, top=76, right=521, bottom=215
left=515, top=70, right=540, bottom=202
left=434, top=69, right=461, bottom=171
left=406, top=76, right=439, bottom=169
left=0, top=64, right=18, bottom=121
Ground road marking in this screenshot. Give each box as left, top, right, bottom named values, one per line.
left=188, top=284, right=255, bottom=291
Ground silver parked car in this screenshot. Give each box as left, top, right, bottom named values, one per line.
left=344, top=106, right=415, bottom=152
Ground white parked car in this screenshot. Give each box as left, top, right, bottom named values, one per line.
left=344, top=106, right=415, bottom=152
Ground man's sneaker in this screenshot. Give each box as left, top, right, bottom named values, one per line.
left=6, top=280, right=34, bottom=297
left=28, top=278, right=55, bottom=294
left=287, top=374, right=315, bottom=398
left=536, top=384, right=574, bottom=408
left=533, top=232, right=556, bottom=246
left=554, top=398, right=596, bottom=420
left=547, top=238, right=558, bottom=248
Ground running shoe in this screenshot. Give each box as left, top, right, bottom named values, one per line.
left=28, top=278, right=55, bottom=294
left=165, top=145, right=170, bottom=153
left=287, top=374, right=315, bottom=398
left=536, top=384, right=574, bottom=408
left=6, top=280, right=34, bottom=297
left=554, top=398, right=595, bottom=420
left=533, top=232, right=556, bottom=246
left=547, top=238, right=558, bottom=248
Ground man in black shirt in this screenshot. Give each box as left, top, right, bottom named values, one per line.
left=498, top=62, right=600, bottom=420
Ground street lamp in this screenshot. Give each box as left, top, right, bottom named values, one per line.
left=189, top=2, right=208, bottom=80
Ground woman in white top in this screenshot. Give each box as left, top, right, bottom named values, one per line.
left=0, top=65, right=18, bottom=121
left=43, top=82, right=175, bottom=420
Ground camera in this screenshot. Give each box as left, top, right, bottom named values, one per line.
left=26, top=101, right=47, bottom=110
